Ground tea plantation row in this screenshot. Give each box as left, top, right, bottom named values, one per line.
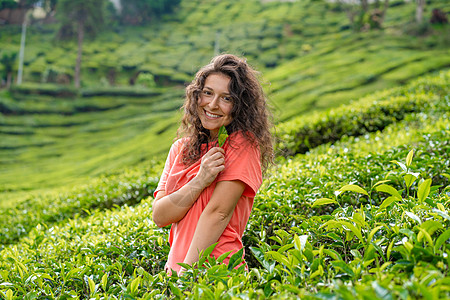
left=0, top=87, right=183, bottom=192
left=0, top=71, right=449, bottom=298
left=276, top=70, right=450, bottom=155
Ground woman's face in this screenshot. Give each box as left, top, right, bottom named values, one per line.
left=197, top=73, right=233, bottom=138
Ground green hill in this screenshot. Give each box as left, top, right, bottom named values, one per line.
left=1, top=0, right=448, bottom=194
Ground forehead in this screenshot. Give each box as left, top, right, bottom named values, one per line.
left=204, top=73, right=231, bottom=92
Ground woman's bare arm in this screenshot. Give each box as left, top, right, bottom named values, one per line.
left=152, top=147, right=226, bottom=227
left=152, top=177, right=205, bottom=227
left=182, top=179, right=245, bottom=268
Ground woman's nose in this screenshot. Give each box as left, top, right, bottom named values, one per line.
left=208, top=95, right=220, bottom=108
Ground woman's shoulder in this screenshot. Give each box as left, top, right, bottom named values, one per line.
left=229, top=130, right=257, bottom=146
left=226, top=131, right=260, bottom=156
left=170, top=138, right=188, bottom=154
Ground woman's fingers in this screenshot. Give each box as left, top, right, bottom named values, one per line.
left=205, top=147, right=225, bottom=158
left=203, top=148, right=225, bottom=165
left=197, top=147, right=226, bottom=187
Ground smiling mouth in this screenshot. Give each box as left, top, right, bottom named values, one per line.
left=204, top=110, right=222, bottom=119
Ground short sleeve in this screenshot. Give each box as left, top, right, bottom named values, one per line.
left=154, top=139, right=183, bottom=198
left=216, top=132, right=262, bottom=197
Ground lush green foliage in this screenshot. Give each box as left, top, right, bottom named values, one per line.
left=276, top=70, right=450, bottom=156
left=0, top=161, right=162, bottom=247
left=1, top=0, right=449, bottom=297
left=0, top=70, right=449, bottom=299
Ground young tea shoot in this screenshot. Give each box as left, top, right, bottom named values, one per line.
left=218, top=125, right=229, bottom=147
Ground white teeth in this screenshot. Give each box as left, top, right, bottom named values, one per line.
left=205, top=111, right=221, bottom=118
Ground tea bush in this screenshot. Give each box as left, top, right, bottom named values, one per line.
left=0, top=124, right=448, bottom=298
left=0, top=162, right=163, bottom=247
left=0, top=70, right=449, bottom=299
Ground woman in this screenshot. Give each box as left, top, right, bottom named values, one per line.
left=152, top=54, right=273, bottom=275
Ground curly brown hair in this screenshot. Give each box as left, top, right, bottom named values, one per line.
left=178, top=54, right=274, bottom=173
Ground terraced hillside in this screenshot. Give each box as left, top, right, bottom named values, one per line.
left=1, top=0, right=449, bottom=195
left=1, top=0, right=449, bottom=107
left=0, top=87, right=183, bottom=192
left=0, top=70, right=448, bottom=298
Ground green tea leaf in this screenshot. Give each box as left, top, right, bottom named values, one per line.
left=267, top=251, right=289, bottom=266
left=218, top=125, right=229, bottom=147
left=101, top=273, right=108, bottom=292
left=310, top=264, right=324, bottom=279
left=431, top=209, right=450, bottom=221
left=435, top=228, right=450, bottom=252
left=372, top=281, right=392, bottom=300
left=311, top=198, right=337, bottom=207
left=368, top=225, right=384, bottom=243
left=378, top=196, right=399, bottom=211
left=6, top=289, right=13, bottom=300
left=417, top=178, right=431, bottom=203
left=404, top=173, right=418, bottom=188
left=323, top=249, right=343, bottom=261
left=338, top=184, right=368, bottom=196
left=331, top=261, right=354, bottom=277
left=176, top=263, right=191, bottom=271
left=169, top=282, right=182, bottom=297
left=420, top=220, right=443, bottom=236
left=417, top=227, right=433, bottom=247
left=216, top=250, right=233, bottom=264
left=372, top=180, right=391, bottom=188
left=198, top=242, right=218, bottom=267
left=250, top=247, right=274, bottom=273
left=340, top=221, right=364, bottom=242
left=87, top=276, right=96, bottom=295
left=406, top=149, right=414, bottom=167
left=228, top=248, right=244, bottom=270
left=129, top=276, right=141, bottom=294
left=375, top=184, right=402, bottom=200
left=386, top=239, right=395, bottom=260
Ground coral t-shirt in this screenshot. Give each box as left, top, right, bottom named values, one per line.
left=154, top=131, right=262, bottom=273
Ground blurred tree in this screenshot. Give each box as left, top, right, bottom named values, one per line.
left=103, top=0, right=120, bottom=29
left=40, top=0, right=58, bottom=22
left=120, top=0, right=181, bottom=25
left=0, top=51, right=17, bottom=88
left=416, top=0, right=425, bottom=23
left=0, top=0, right=36, bottom=9
left=0, top=0, right=19, bottom=10
left=337, top=0, right=389, bottom=31
left=56, top=0, right=104, bottom=88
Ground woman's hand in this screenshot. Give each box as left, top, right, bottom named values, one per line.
left=196, top=147, right=225, bottom=188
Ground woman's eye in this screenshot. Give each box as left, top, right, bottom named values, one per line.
left=202, top=90, right=212, bottom=96
left=222, top=96, right=231, bottom=102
